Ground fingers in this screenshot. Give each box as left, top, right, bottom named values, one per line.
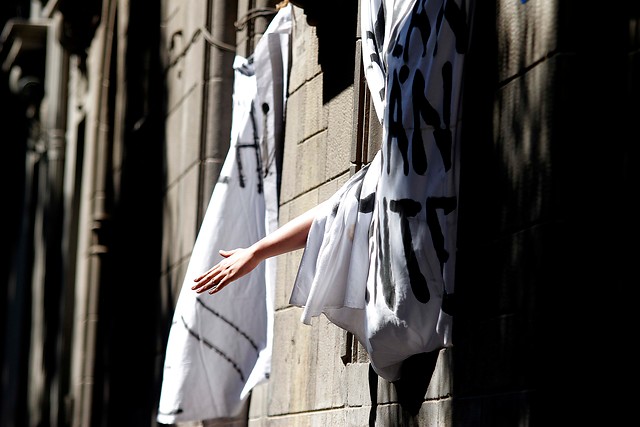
left=191, top=267, right=221, bottom=294
left=191, top=248, right=244, bottom=295
left=192, top=276, right=221, bottom=294
left=202, top=271, right=232, bottom=295
left=191, top=262, right=230, bottom=294
left=207, top=280, right=226, bottom=295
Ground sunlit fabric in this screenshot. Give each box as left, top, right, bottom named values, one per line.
left=290, top=0, right=472, bottom=381
left=156, top=6, right=291, bottom=423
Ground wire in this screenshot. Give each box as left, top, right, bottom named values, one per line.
left=166, top=2, right=295, bottom=69
left=234, top=7, right=279, bottom=30
left=166, top=27, right=235, bottom=71
left=199, top=27, right=236, bottom=52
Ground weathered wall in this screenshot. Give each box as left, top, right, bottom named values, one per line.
left=454, top=1, right=636, bottom=426
left=1, top=0, right=636, bottom=425
left=249, top=3, right=454, bottom=426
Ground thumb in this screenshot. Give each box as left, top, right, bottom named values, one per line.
left=219, top=249, right=235, bottom=258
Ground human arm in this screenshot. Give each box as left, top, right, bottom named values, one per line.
left=192, top=200, right=328, bottom=295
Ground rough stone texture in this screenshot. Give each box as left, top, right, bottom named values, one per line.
left=256, top=406, right=371, bottom=427
left=310, top=316, right=349, bottom=409
left=279, top=96, right=300, bottom=203
left=268, top=306, right=315, bottom=415
left=318, top=172, right=350, bottom=203
left=492, top=59, right=555, bottom=230
left=302, top=75, right=328, bottom=141
left=7, top=0, right=633, bottom=425
left=325, top=85, right=355, bottom=180
left=163, top=164, right=200, bottom=271
left=294, top=131, right=327, bottom=195
left=426, top=349, right=453, bottom=400
left=274, top=188, right=317, bottom=310
left=344, top=362, right=371, bottom=408
left=182, top=80, right=206, bottom=167
left=169, top=254, right=190, bottom=309
left=247, top=381, right=268, bottom=423
left=288, top=7, right=321, bottom=94
left=262, top=3, right=458, bottom=426
left=162, top=2, right=580, bottom=427
left=163, top=0, right=207, bottom=114
left=496, top=0, right=558, bottom=81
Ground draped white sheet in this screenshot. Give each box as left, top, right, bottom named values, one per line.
left=156, top=6, right=291, bottom=423
left=290, top=0, right=472, bottom=382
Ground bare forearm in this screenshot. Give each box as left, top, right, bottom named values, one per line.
left=193, top=200, right=328, bottom=295
left=251, top=201, right=326, bottom=262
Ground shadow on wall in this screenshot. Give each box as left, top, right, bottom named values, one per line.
left=367, top=351, right=440, bottom=426
left=393, top=351, right=440, bottom=415
left=294, top=0, right=359, bottom=103
left=96, top=0, right=167, bottom=424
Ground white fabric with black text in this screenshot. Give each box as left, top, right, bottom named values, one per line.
left=290, top=0, right=472, bottom=382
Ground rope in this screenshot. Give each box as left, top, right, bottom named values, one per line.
left=234, top=7, right=279, bottom=30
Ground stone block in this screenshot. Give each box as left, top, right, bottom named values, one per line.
left=183, top=80, right=206, bottom=164
left=276, top=248, right=304, bottom=310
left=317, top=172, right=349, bottom=204
left=312, top=317, right=348, bottom=409
left=163, top=0, right=208, bottom=114
left=167, top=254, right=189, bottom=309
left=496, top=0, right=558, bottom=81
left=280, top=89, right=302, bottom=203
left=302, top=75, right=328, bottom=141
left=164, top=80, right=203, bottom=187
left=165, top=104, right=185, bottom=186
left=294, top=132, right=327, bottom=195
left=374, top=398, right=451, bottom=426
left=163, top=165, right=200, bottom=270
left=288, top=7, right=321, bottom=93
left=425, top=349, right=453, bottom=400
left=325, top=85, right=355, bottom=180
left=247, top=381, right=268, bottom=422
left=345, top=359, right=373, bottom=408
left=182, top=37, right=206, bottom=98
left=274, top=191, right=319, bottom=309
left=268, top=306, right=315, bottom=415
left=493, top=59, right=554, bottom=230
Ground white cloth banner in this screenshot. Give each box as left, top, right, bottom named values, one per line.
left=157, top=6, right=291, bottom=423
left=290, top=0, right=472, bottom=382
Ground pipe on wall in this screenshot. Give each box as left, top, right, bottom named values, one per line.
left=197, top=0, right=239, bottom=221
left=70, top=0, right=117, bottom=425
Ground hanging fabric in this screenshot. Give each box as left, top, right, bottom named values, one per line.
left=157, top=5, right=291, bottom=423
left=290, top=0, right=472, bottom=382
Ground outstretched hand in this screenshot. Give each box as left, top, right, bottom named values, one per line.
left=192, top=248, right=261, bottom=295
left=191, top=201, right=323, bottom=296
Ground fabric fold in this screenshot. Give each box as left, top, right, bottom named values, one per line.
left=157, top=6, right=291, bottom=423
left=289, top=0, right=472, bottom=382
